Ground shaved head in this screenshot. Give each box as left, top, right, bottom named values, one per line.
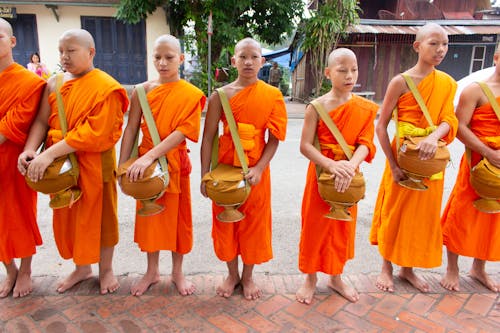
left=0, top=18, right=13, bottom=37
left=328, top=48, right=357, bottom=67
left=234, top=37, right=262, bottom=54
left=415, top=23, right=447, bottom=42
left=59, top=29, right=95, bottom=49
left=154, top=34, right=181, bottom=53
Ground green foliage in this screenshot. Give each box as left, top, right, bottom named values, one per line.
left=301, top=0, right=360, bottom=97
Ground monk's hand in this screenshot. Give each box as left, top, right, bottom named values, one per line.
left=245, top=166, right=263, bottom=186
left=389, top=164, right=407, bottom=183
left=485, top=149, right=500, bottom=169
left=416, top=136, right=438, bottom=160
left=328, top=160, right=355, bottom=193
left=18, top=150, right=37, bottom=175
left=126, top=155, right=154, bottom=182
left=27, top=153, right=54, bottom=182
left=200, top=181, right=208, bottom=197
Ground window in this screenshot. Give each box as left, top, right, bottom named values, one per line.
left=470, top=46, right=486, bottom=73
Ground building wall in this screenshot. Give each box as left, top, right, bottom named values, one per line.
left=11, top=4, right=168, bottom=81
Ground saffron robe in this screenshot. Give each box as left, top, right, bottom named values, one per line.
left=135, top=80, right=206, bottom=253
left=370, top=70, right=458, bottom=268
left=299, top=95, right=378, bottom=275
left=212, top=80, right=287, bottom=264
left=46, top=69, right=129, bottom=265
left=441, top=98, right=500, bottom=261
left=0, top=63, right=45, bottom=263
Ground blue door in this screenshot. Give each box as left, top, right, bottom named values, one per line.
left=8, top=14, right=39, bottom=69
left=81, top=16, right=146, bottom=84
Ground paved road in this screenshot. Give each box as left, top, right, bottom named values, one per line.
left=31, top=115, right=499, bottom=279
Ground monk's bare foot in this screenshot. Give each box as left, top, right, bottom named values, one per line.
left=296, top=274, right=317, bottom=305
left=13, top=270, right=33, bottom=298
left=0, top=270, right=17, bottom=298
left=57, top=266, right=93, bottom=293
left=440, top=268, right=460, bottom=291
left=375, top=261, right=394, bottom=292
left=328, top=275, right=359, bottom=303
left=241, top=277, right=262, bottom=300
left=99, top=268, right=119, bottom=294
left=399, top=268, right=429, bottom=292
left=216, top=274, right=240, bottom=298
left=131, top=271, right=160, bottom=296
left=470, top=267, right=498, bottom=292
left=172, top=272, right=195, bottom=296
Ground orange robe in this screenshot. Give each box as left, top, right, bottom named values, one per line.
left=441, top=99, right=500, bottom=261
left=370, top=70, right=458, bottom=268
left=0, top=63, right=45, bottom=263
left=299, top=95, right=378, bottom=275
left=134, top=80, right=206, bottom=253
left=46, top=69, right=129, bottom=265
left=212, top=80, right=287, bottom=264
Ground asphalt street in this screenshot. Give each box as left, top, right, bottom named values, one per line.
left=31, top=115, right=499, bottom=279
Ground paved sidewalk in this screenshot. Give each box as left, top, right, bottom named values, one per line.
left=1, top=272, right=498, bottom=332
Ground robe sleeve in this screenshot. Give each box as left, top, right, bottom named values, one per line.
left=175, top=95, right=206, bottom=143
left=355, top=104, right=378, bottom=163
left=438, top=79, right=458, bottom=144
left=266, top=91, right=287, bottom=141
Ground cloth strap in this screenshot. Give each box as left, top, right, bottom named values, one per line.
left=394, top=73, right=437, bottom=152
left=212, top=88, right=249, bottom=174
left=55, top=73, right=79, bottom=173
left=135, top=84, right=169, bottom=181
left=310, top=100, right=353, bottom=160
left=466, top=81, right=500, bottom=165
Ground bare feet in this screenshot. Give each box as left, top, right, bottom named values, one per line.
left=216, top=274, right=240, bottom=298
left=131, top=272, right=160, bottom=296
left=241, top=277, right=262, bottom=300
left=440, top=268, right=460, bottom=291
left=171, top=272, right=195, bottom=296
left=399, top=267, right=429, bottom=292
left=99, top=268, right=119, bottom=294
left=0, top=270, right=17, bottom=298
left=57, top=266, right=93, bottom=293
left=13, top=270, right=33, bottom=298
left=296, top=274, right=317, bottom=305
left=375, top=260, right=394, bottom=292
left=470, top=264, right=498, bottom=292
left=328, top=275, right=359, bottom=303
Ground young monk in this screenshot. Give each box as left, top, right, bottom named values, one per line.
left=440, top=49, right=500, bottom=293
left=370, top=23, right=458, bottom=292
left=200, top=37, right=287, bottom=300
left=18, top=29, right=129, bottom=294
left=0, top=18, right=46, bottom=298
left=296, top=48, right=378, bottom=304
left=119, top=34, right=206, bottom=296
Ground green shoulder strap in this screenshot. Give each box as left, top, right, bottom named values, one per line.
left=135, top=84, right=169, bottom=181
left=213, top=88, right=249, bottom=174
left=55, top=73, right=79, bottom=175
left=466, top=81, right=500, bottom=165
left=401, top=73, right=435, bottom=127
left=310, top=100, right=353, bottom=160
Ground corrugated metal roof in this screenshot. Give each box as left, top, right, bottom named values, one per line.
left=347, top=24, right=500, bottom=35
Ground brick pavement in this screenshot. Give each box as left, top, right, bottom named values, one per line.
left=1, top=272, right=498, bottom=332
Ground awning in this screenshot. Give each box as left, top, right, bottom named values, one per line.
left=347, top=24, right=500, bottom=35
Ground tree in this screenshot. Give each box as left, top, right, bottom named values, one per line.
left=116, top=1, right=303, bottom=77
left=301, top=0, right=360, bottom=97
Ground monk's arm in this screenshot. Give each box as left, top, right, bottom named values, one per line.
left=118, top=88, right=141, bottom=165
left=245, top=131, right=279, bottom=185
left=200, top=92, right=222, bottom=195
left=457, top=83, right=500, bottom=167
left=376, top=75, right=406, bottom=181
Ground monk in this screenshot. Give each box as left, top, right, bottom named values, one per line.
left=370, top=23, right=458, bottom=292
left=296, top=48, right=378, bottom=304
left=0, top=18, right=45, bottom=298
left=200, top=37, right=287, bottom=300
left=440, top=49, right=500, bottom=293
left=18, top=29, right=129, bottom=294
left=119, top=34, right=206, bottom=296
